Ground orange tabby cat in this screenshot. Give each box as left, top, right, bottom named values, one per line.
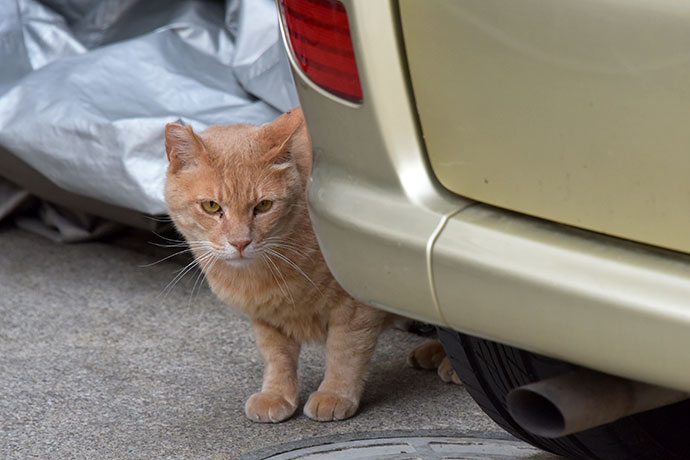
left=164, top=108, right=455, bottom=423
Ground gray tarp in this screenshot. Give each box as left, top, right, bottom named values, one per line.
left=0, top=0, right=298, bottom=216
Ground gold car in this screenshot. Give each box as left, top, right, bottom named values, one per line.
left=278, top=1, right=690, bottom=458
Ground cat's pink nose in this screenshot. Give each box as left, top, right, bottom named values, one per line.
left=230, top=239, right=251, bottom=252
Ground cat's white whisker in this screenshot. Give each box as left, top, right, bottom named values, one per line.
left=187, top=250, right=215, bottom=285
left=151, top=231, right=190, bottom=243
left=189, top=251, right=218, bottom=304
left=145, top=215, right=177, bottom=223
left=269, top=256, right=295, bottom=306
left=189, top=258, right=209, bottom=302
left=260, top=255, right=286, bottom=299
left=138, top=247, right=195, bottom=268
left=262, top=253, right=295, bottom=306
left=263, top=247, right=322, bottom=297
left=149, top=240, right=210, bottom=249
left=158, top=249, right=213, bottom=299
left=149, top=242, right=189, bottom=248
left=265, top=236, right=311, bottom=249
left=262, top=236, right=311, bottom=257
left=263, top=242, right=308, bottom=258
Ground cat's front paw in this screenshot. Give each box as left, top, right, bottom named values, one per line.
left=245, top=392, right=296, bottom=423
left=303, top=391, right=358, bottom=421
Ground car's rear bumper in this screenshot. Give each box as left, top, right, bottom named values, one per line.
left=281, top=0, right=690, bottom=392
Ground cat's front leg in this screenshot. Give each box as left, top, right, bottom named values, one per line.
left=304, top=306, right=386, bottom=421
left=245, top=320, right=300, bottom=423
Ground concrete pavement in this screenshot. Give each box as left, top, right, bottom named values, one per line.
left=0, top=226, right=558, bottom=459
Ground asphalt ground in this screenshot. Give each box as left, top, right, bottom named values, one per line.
left=0, top=225, right=560, bottom=459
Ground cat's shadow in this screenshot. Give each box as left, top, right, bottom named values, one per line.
left=360, top=359, right=461, bottom=416
left=293, top=333, right=468, bottom=419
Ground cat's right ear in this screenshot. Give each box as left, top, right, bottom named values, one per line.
left=165, top=123, right=202, bottom=173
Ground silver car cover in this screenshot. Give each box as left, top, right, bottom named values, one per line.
left=0, top=0, right=298, bottom=216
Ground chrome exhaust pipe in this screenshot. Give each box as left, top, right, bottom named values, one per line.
left=506, top=369, right=689, bottom=438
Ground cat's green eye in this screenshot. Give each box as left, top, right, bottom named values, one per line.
left=202, top=200, right=221, bottom=213
left=254, top=200, right=273, bottom=213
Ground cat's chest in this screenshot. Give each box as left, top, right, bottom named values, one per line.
left=251, top=299, right=329, bottom=342
left=205, top=263, right=330, bottom=340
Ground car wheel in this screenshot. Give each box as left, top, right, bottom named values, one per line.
left=438, top=327, right=690, bottom=460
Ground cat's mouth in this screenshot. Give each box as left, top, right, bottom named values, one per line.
left=217, top=249, right=257, bottom=267
left=222, top=258, right=253, bottom=267
left=226, top=254, right=254, bottom=263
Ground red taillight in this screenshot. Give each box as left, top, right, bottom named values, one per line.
left=279, top=0, right=363, bottom=103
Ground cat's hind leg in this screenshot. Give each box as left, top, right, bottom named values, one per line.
left=245, top=320, right=300, bottom=423
left=408, top=339, right=462, bottom=385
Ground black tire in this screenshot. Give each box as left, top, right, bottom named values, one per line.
left=438, top=327, right=690, bottom=460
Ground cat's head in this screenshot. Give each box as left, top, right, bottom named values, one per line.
left=164, top=108, right=311, bottom=268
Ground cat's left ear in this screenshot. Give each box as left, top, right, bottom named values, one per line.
left=165, top=123, right=204, bottom=173
left=261, top=107, right=308, bottom=166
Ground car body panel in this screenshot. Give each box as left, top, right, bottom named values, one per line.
left=278, top=0, right=690, bottom=392
left=400, top=0, right=690, bottom=254
left=434, top=203, right=690, bottom=393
